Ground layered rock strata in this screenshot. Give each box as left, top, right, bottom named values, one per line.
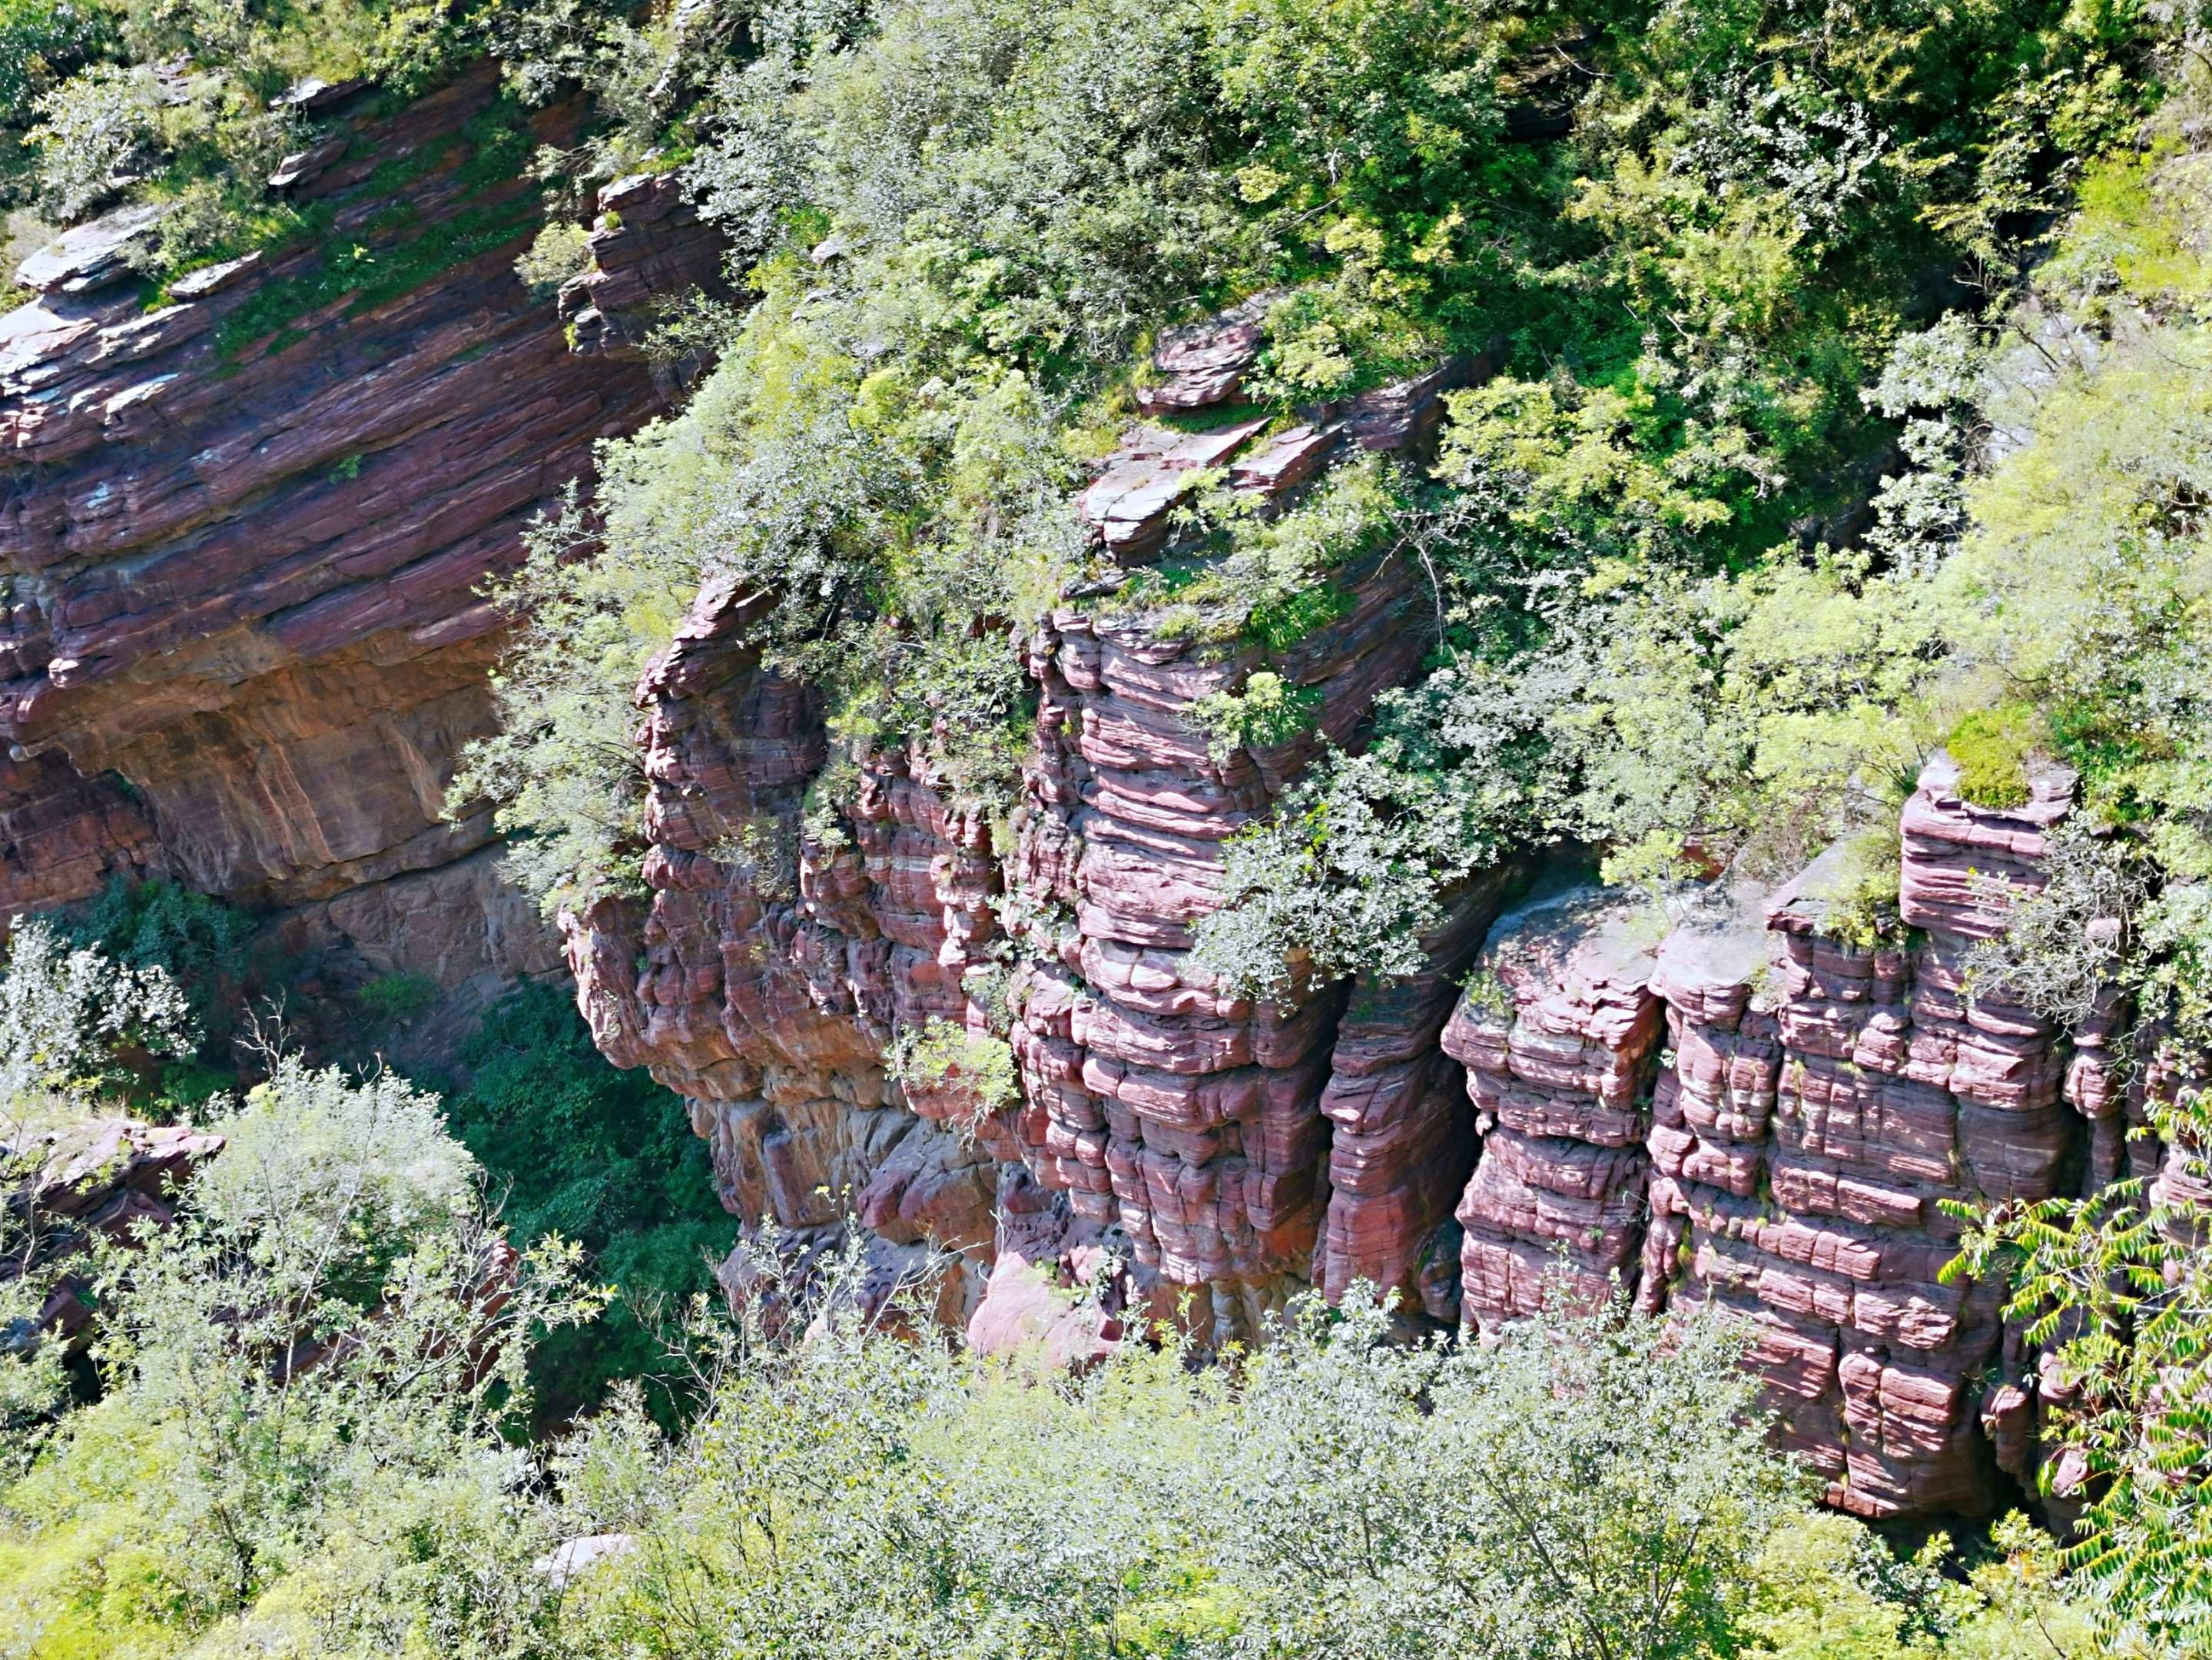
left=0, top=69, right=705, bottom=1039
left=557, top=169, right=731, bottom=373
left=12, top=177, right=2116, bottom=1523
left=565, top=339, right=1494, bottom=1343
left=575, top=290, right=2131, bottom=1519
left=1441, top=880, right=1667, bottom=1326
left=1425, top=760, right=2085, bottom=1519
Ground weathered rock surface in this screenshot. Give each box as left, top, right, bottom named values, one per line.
left=568, top=286, right=2138, bottom=1518
left=565, top=350, right=1488, bottom=1340
left=1401, top=759, right=2091, bottom=1519
left=0, top=68, right=702, bottom=1049
left=557, top=170, right=731, bottom=370
left=5, top=162, right=2137, bottom=1532
left=3, top=1117, right=224, bottom=1340
left=1443, top=878, right=1666, bottom=1325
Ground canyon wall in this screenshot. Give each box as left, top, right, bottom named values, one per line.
left=564, top=327, right=1505, bottom=1349
left=0, top=70, right=719, bottom=1053
left=571, top=303, right=2135, bottom=1519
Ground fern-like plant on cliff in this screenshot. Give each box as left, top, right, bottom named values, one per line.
left=1951, top=1096, right=2212, bottom=1655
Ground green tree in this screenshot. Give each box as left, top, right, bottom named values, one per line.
left=0, top=1058, right=599, bottom=1657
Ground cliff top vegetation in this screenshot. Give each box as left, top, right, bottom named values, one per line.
left=436, top=0, right=2180, bottom=981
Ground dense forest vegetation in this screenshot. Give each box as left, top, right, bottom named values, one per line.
left=9, top=0, right=2212, bottom=1649
left=8, top=879, right=734, bottom=1433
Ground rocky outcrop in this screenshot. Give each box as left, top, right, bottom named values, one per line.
left=7, top=143, right=2127, bottom=1530
left=1694, top=761, right=2076, bottom=1519
left=567, top=287, right=2134, bottom=1518
left=564, top=341, right=1495, bottom=1342
left=1418, top=759, right=2089, bottom=1519
left=557, top=170, right=731, bottom=372
left=3, top=1117, right=224, bottom=1342
left=0, top=68, right=711, bottom=1047
left=1443, top=879, right=1667, bottom=1326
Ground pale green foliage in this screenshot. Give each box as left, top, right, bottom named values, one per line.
left=1189, top=671, right=1320, bottom=764
left=545, top=1243, right=1225, bottom=1658
left=1212, top=1290, right=1795, bottom=1660
left=1799, top=822, right=1905, bottom=950
left=1948, top=335, right=2212, bottom=850
left=1962, top=821, right=2151, bottom=1031
left=25, top=61, right=160, bottom=219
left=1163, top=453, right=1401, bottom=639
left=542, top=1270, right=2050, bottom=1660
left=187, top=1056, right=473, bottom=1247
left=0, top=916, right=192, bottom=1116
left=1951, top=1081, right=2212, bottom=1655
left=891, top=1015, right=1019, bottom=1128
left=1938, top=326, right=2212, bottom=1648
left=1599, top=829, right=1702, bottom=907
left=1745, top=1509, right=2095, bottom=1659
left=1191, top=743, right=1521, bottom=1001
left=1944, top=706, right=2042, bottom=809
left=2, top=0, right=504, bottom=249
left=464, top=244, right=1084, bottom=909
left=1435, top=376, right=1738, bottom=566
left=514, top=216, right=589, bottom=297
left=0, top=1067, right=2088, bottom=1660
left=0, top=1059, right=601, bottom=1658
left=449, top=480, right=697, bottom=911
left=756, top=0, right=1242, bottom=373
left=0, top=919, right=191, bottom=1471
left=500, top=0, right=725, bottom=185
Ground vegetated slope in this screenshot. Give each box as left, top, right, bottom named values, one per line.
left=0, top=928, right=2094, bottom=1658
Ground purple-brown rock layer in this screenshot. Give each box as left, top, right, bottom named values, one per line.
left=3, top=161, right=2148, bottom=1528
left=564, top=347, right=1493, bottom=1341
left=1427, top=756, right=2089, bottom=1518
left=0, top=71, right=713, bottom=1041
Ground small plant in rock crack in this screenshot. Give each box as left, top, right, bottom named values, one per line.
left=1962, top=819, right=2153, bottom=1031
left=888, top=1016, right=1019, bottom=1137
left=1458, top=965, right=1513, bottom=1024
left=1189, top=671, right=1322, bottom=765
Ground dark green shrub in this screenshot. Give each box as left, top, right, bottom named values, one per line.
left=437, top=978, right=730, bottom=1426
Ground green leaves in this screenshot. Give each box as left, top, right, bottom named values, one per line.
left=441, top=981, right=738, bottom=1426
left=1952, top=1127, right=2212, bottom=1653
left=1, top=1058, right=602, bottom=1653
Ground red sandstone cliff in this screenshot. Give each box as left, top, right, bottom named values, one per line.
left=564, top=299, right=2148, bottom=1519
left=0, top=71, right=720, bottom=1051
left=0, top=130, right=2140, bottom=1516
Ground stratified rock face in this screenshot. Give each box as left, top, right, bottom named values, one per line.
left=1422, top=759, right=2085, bottom=1519
left=558, top=171, right=731, bottom=370
left=0, top=68, right=698, bottom=1024
left=1318, top=878, right=1517, bottom=1317
left=555, top=292, right=2105, bottom=1519
left=564, top=344, right=1496, bottom=1342
left=1442, top=880, right=1666, bottom=1326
